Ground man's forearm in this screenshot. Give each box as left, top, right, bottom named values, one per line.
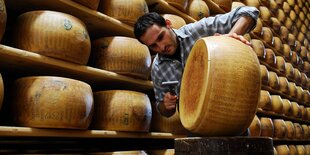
left=229, top=16, right=255, bottom=35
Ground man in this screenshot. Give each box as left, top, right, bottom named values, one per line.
left=134, top=6, right=259, bottom=117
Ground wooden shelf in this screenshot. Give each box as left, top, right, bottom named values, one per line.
left=256, top=109, right=310, bottom=125
left=0, top=126, right=185, bottom=139
left=0, top=44, right=153, bottom=92
left=6, top=0, right=134, bottom=38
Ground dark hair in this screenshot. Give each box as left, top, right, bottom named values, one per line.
left=134, top=12, right=166, bottom=43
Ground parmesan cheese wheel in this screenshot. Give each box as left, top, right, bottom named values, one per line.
left=289, top=145, right=298, bottom=155
left=303, top=61, right=310, bottom=74
left=284, top=17, right=293, bottom=30
left=296, top=19, right=302, bottom=29
left=98, top=0, right=149, bottom=26
left=303, top=90, right=310, bottom=104
left=271, top=95, right=284, bottom=114
left=260, top=65, right=269, bottom=86
left=72, top=0, right=100, bottom=10
left=285, top=62, right=294, bottom=80
left=269, top=71, right=279, bottom=90
left=275, top=145, right=290, bottom=155
left=282, top=99, right=292, bottom=116
left=295, top=41, right=301, bottom=53
left=279, top=77, right=289, bottom=95
left=288, top=82, right=298, bottom=98
left=11, top=76, right=94, bottom=129
left=211, top=0, right=232, bottom=12
left=300, top=46, right=308, bottom=60
left=273, top=147, right=277, bottom=155
left=264, top=48, right=276, bottom=67
left=231, top=2, right=245, bottom=9
left=0, top=73, right=3, bottom=110
left=302, top=124, right=309, bottom=139
left=161, top=14, right=186, bottom=29
left=296, top=145, right=306, bottom=155
left=179, top=36, right=260, bottom=136
left=300, top=105, right=308, bottom=120
left=301, top=24, right=307, bottom=34
left=249, top=115, right=261, bottom=136
left=273, top=37, right=283, bottom=53
left=258, top=90, right=272, bottom=111
left=287, top=34, right=296, bottom=51
left=90, top=36, right=151, bottom=79
left=307, top=108, right=310, bottom=121
left=0, top=0, right=6, bottom=42
left=259, top=7, right=271, bottom=25
left=285, top=121, right=295, bottom=139
left=11, top=10, right=91, bottom=65
left=150, top=102, right=187, bottom=134
left=275, top=56, right=286, bottom=74
left=291, top=101, right=301, bottom=118
left=252, top=18, right=263, bottom=36
left=243, top=0, right=260, bottom=8
left=164, top=0, right=188, bottom=12
left=269, top=0, right=278, bottom=14
left=280, top=26, right=289, bottom=42
left=290, top=51, right=299, bottom=67
left=287, top=0, right=295, bottom=7
left=270, top=17, right=281, bottom=35
left=297, top=32, right=305, bottom=44
left=294, top=68, right=301, bottom=84
left=282, top=2, right=290, bottom=14
left=305, top=145, right=310, bottom=155
left=296, top=86, right=304, bottom=102
left=251, top=39, right=266, bottom=59
left=273, top=119, right=287, bottom=139
left=277, top=9, right=286, bottom=23
left=289, top=10, right=297, bottom=21
left=186, top=0, right=210, bottom=20
left=91, top=90, right=152, bottom=132
left=260, top=117, right=274, bottom=137
left=282, top=44, right=292, bottom=61
left=261, top=27, right=274, bottom=46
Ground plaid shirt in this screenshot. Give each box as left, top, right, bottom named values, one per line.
left=151, top=6, right=259, bottom=105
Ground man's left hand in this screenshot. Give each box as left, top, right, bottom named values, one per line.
left=214, top=33, right=251, bottom=46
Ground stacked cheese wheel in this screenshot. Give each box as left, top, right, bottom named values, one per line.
left=98, top=0, right=149, bottom=26
left=0, top=74, right=3, bottom=111
left=11, top=10, right=91, bottom=65
left=180, top=36, right=261, bottom=136
left=91, top=90, right=152, bottom=132
left=0, top=0, right=6, bottom=42
left=11, top=76, right=94, bottom=129
left=90, top=36, right=151, bottom=80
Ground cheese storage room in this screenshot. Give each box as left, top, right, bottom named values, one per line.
left=0, top=0, right=309, bottom=154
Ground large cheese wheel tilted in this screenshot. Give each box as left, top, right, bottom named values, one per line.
left=179, top=36, right=261, bottom=136
left=0, top=74, right=3, bottom=110
left=98, top=0, right=149, bottom=26
left=161, top=14, right=186, bottom=29
left=90, top=36, right=151, bottom=80
left=0, top=0, right=6, bottom=42
left=11, top=11, right=91, bottom=65
left=91, top=90, right=152, bottom=132
left=11, top=76, right=94, bottom=129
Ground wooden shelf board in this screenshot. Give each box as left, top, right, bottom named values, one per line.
left=0, top=44, right=153, bottom=91
left=6, top=0, right=134, bottom=38
left=0, top=126, right=185, bottom=139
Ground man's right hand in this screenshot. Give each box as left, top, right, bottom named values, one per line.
left=158, top=92, right=178, bottom=117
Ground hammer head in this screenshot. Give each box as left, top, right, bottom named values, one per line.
left=161, top=81, right=179, bottom=95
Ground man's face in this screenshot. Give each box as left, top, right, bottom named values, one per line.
left=139, top=24, right=178, bottom=55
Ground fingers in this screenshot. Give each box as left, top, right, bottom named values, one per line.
left=223, top=33, right=251, bottom=46
left=163, top=92, right=178, bottom=110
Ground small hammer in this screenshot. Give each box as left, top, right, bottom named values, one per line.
left=161, top=81, right=179, bottom=96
